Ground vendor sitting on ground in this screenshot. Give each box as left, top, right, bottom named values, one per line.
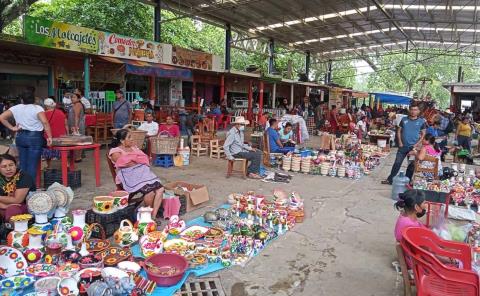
left=267, top=119, right=295, bottom=154
left=159, top=116, right=180, bottom=137
left=138, top=110, right=159, bottom=137
left=394, top=189, right=426, bottom=242
left=224, top=116, right=263, bottom=179
left=109, top=129, right=164, bottom=219
left=0, top=154, right=36, bottom=224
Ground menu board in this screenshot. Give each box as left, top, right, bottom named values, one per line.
left=99, top=32, right=166, bottom=63
left=171, top=46, right=213, bottom=70
left=24, top=16, right=99, bottom=54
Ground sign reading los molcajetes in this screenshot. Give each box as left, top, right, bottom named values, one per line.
left=24, top=16, right=99, bottom=53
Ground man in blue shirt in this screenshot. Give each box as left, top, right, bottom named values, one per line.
left=382, top=104, right=426, bottom=185
left=267, top=118, right=295, bottom=154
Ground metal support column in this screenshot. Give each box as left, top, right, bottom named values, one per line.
left=258, top=81, right=264, bottom=116
left=290, top=84, right=294, bottom=109
left=220, top=74, right=225, bottom=104
left=47, top=66, right=54, bottom=97
left=154, top=0, right=161, bottom=42
left=327, top=60, right=333, bottom=84
left=247, top=79, right=253, bottom=122
left=225, top=24, right=231, bottom=71
left=272, top=83, right=277, bottom=108
left=83, top=56, right=90, bottom=99
left=268, top=39, right=275, bottom=74
left=305, top=51, right=311, bottom=81
left=149, top=76, right=155, bottom=100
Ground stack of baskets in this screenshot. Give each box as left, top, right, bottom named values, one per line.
left=300, top=156, right=311, bottom=173
left=291, top=155, right=301, bottom=172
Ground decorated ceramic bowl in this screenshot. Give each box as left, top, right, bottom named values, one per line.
left=26, top=263, right=57, bottom=278
left=0, top=246, right=28, bottom=279
left=57, top=263, right=80, bottom=278
left=101, top=267, right=128, bottom=280
left=93, top=196, right=115, bottom=214
left=110, top=191, right=129, bottom=210
left=57, top=277, right=79, bottom=296
left=35, top=276, right=61, bottom=294
left=117, top=261, right=141, bottom=274
left=0, top=274, right=34, bottom=290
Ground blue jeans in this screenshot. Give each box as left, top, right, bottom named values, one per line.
left=272, top=147, right=295, bottom=154
left=387, top=146, right=413, bottom=183
left=16, top=131, right=45, bottom=182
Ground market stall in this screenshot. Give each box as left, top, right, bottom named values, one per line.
left=0, top=185, right=304, bottom=296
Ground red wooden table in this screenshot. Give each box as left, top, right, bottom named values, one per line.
left=51, top=143, right=101, bottom=187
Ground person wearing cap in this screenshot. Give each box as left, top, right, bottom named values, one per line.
left=223, top=116, right=262, bottom=179
left=43, top=98, right=68, bottom=168
left=112, top=89, right=132, bottom=129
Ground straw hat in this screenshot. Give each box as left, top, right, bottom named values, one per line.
left=232, top=116, right=250, bottom=125
left=44, top=98, right=56, bottom=108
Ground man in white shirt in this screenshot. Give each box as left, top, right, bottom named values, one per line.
left=138, top=111, right=159, bottom=137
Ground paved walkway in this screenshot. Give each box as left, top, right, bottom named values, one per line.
left=65, top=140, right=402, bottom=296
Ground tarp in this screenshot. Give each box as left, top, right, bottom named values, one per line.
left=100, top=56, right=192, bottom=80
left=370, top=92, right=411, bottom=105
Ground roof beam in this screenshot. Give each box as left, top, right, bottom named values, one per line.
left=372, top=0, right=415, bottom=49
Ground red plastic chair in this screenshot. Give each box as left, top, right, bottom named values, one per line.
left=401, top=238, right=479, bottom=296
left=403, top=226, right=472, bottom=270
left=425, top=197, right=450, bottom=228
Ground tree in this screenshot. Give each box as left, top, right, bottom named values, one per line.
left=0, top=0, right=38, bottom=32
left=29, top=0, right=153, bottom=39
left=367, top=50, right=480, bottom=108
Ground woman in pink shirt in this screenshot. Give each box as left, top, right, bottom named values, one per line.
left=394, top=189, right=427, bottom=241
left=158, top=116, right=180, bottom=137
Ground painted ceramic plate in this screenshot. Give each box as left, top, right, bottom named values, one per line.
left=86, top=239, right=110, bottom=252
left=34, top=276, right=61, bottom=294
left=163, top=239, right=192, bottom=252
left=49, top=186, right=70, bottom=207
left=99, top=247, right=132, bottom=266
left=0, top=246, right=28, bottom=279
left=101, top=267, right=128, bottom=279
left=26, top=263, right=57, bottom=278
left=0, top=274, right=34, bottom=290
left=27, top=191, right=56, bottom=214
left=180, top=226, right=209, bottom=241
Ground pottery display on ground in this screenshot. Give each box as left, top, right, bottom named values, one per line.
left=57, top=277, right=79, bottom=296
left=0, top=246, right=28, bottom=278
left=135, top=207, right=157, bottom=236
left=7, top=214, right=32, bottom=249
left=69, top=209, right=89, bottom=244
left=110, top=190, right=129, bottom=210
left=30, top=213, right=53, bottom=241
left=23, top=228, right=45, bottom=264
left=26, top=263, right=57, bottom=278
left=35, top=276, right=61, bottom=294
left=0, top=274, right=34, bottom=291
left=114, top=219, right=138, bottom=247
left=51, top=206, right=73, bottom=230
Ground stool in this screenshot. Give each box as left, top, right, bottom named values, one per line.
left=154, top=154, right=174, bottom=168
left=191, top=135, right=208, bottom=157
left=210, top=139, right=225, bottom=159
left=226, top=158, right=248, bottom=179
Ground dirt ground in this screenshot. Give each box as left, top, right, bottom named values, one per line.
left=66, top=135, right=403, bottom=296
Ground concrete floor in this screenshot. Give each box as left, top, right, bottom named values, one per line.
left=66, top=137, right=402, bottom=296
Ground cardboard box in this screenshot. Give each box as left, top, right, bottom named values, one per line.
left=163, top=181, right=210, bottom=212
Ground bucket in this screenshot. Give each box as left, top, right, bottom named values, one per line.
left=377, top=139, right=387, bottom=148
left=178, top=148, right=190, bottom=166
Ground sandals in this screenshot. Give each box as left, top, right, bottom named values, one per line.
left=248, top=173, right=262, bottom=179
left=381, top=180, right=392, bottom=185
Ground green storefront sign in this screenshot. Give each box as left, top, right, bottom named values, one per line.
left=24, top=16, right=99, bottom=53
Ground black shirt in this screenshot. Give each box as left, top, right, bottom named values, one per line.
left=0, top=171, right=36, bottom=197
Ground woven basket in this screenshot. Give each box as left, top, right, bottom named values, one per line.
left=111, top=125, right=147, bottom=149
left=150, top=133, right=179, bottom=155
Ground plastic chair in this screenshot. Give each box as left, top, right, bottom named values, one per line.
left=425, top=197, right=450, bottom=228
left=402, top=226, right=472, bottom=271
left=401, top=238, right=479, bottom=296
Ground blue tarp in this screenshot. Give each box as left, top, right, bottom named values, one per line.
left=370, top=92, right=411, bottom=105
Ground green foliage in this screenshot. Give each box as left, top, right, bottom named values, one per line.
left=29, top=0, right=153, bottom=39
left=2, top=17, right=22, bottom=35
left=366, top=50, right=480, bottom=108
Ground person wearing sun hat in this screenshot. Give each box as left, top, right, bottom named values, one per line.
left=223, top=116, right=263, bottom=179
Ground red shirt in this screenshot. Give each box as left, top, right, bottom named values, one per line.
left=159, top=124, right=180, bottom=137
left=45, top=109, right=67, bottom=138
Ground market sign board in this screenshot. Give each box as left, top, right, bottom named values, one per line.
left=24, top=16, right=99, bottom=54
left=99, top=32, right=171, bottom=64
left=172, top=46, right=213, bottom=70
